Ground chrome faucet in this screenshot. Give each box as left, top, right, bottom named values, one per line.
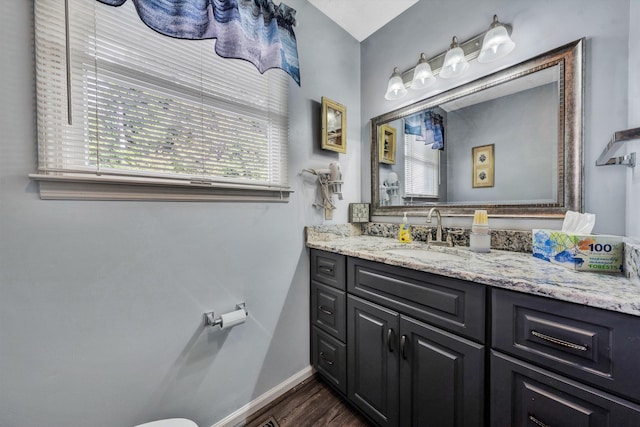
left=425, top=207, right=454, bottom=246
left=426, top=208, right=445, bottom=245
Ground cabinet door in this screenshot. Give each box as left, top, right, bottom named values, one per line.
left=348, top=295, right=399, bottom=427
left=399, top=316, right=485, bottom=427
left=491, top=350, right=640, bottom=427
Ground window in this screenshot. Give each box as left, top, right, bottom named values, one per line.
left=32, top=0, right=291, bottom=201
left=404, top=134, right=440, bottom=199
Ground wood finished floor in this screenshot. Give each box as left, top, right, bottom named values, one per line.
left=241, top=375, right=372, bottom=427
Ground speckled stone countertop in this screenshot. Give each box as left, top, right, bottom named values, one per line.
left=306, top=224, right=640, bottom=317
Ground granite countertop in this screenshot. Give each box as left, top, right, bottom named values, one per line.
left=306, top=225, right=640, bottom=317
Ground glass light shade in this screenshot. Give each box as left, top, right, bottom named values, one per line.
left=385, top=67, right=408, bottom=100
left=478, top=24, right=515, bottom=63
left=439, top=44, right=469, bottom=79
left=411, top=55, right=436, bottom=90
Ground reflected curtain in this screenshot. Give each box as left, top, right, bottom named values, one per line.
left=404, top=110, right=444, bottom=150
left=97, top=0, right=300, bottom=85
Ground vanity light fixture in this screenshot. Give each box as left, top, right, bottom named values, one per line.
left=440, top=37, right=470, bottom=79
left=384, top=14, right=514, bottom=100
left=410, top=53, right=436, bottom=90
left=384, top=67, right=408, bottom=100
left=478, top=15, right=516, bottom=63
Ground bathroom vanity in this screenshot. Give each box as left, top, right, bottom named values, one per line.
left=308, top=231, right=640, bottom=427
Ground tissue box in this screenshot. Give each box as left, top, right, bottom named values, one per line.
left=532, top=229, right=623, bottom=273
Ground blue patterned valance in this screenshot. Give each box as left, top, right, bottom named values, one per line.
left=97, top=0, right=300, bottom=85
left=405, top=110, right=444, bottom=150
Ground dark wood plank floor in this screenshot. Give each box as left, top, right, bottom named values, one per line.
left=241, top=375, right=372, bottom=427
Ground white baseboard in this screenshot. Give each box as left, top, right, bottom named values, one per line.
left=210, top=366, right=315, bottom=427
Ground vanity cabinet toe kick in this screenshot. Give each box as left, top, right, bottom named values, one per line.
left=309, top=249, right=640, bottom=427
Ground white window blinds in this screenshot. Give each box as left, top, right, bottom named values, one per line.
left=34, top=0, right=290, bottom=200
left=404, top=134, right=440, bottom=199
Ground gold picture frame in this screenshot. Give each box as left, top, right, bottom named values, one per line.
left=379, top=124, right=397, bottom=164
left=472, top=144, right=494, bottom=188
left=321, top=97, right=347, bottom=153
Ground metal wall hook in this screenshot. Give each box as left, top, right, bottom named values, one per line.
left=596, top=127, right=639, bottom=168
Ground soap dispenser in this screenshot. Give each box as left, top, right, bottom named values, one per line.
left=398, top=212, right=412, bottom=243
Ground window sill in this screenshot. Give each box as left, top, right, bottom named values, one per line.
left=29, top=174, right=292, bottom=202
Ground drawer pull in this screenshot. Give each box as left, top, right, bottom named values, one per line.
left=319, top=266, right=334, bottom=274
left=531, top=330, right=588, bottom=352
left=400, top=335, right=408, bottom=360
left=387, top=328, right=395, bottom=353
left=319, top=351, right=334, bottom=365
left=528, top=415, right=550, bottom=427
left=319, top=306, right=333, bottom=315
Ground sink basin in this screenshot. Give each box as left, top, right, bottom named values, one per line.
left=383, top=247, right=470, bottom=262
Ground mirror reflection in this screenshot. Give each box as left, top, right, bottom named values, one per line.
left=372, top=40, right=583, bottom=218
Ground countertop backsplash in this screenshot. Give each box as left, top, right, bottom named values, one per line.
left=625, top=240, right=640, bottom=285
left=361, top=222, right=532, bottom=253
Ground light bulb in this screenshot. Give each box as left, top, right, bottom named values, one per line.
left=385, top=67, right=408, bottom=100
left=478, top=15, right=515, bottom=63
left=440, top=37, right=469, bottom=79
left=411, top=53, right=436, bottom=90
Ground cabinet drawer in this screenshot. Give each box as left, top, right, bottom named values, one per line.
left=348, top=257, right=485, bottom=342
left=492, top=289, right=640, bottom=402
left=312, top=326, right=347, bottom=395
left=311, top=281, right=346, bottom=341
left=491, top=351, right=640, bottom=427
left=311, top=249, right=346, bottom=290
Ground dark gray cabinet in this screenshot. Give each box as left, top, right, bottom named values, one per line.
left=311, top=326, right=347, bottom=394
left=309, top=249, right=640, bottom=427
left=347, top=294, right=485, bottom=427
left=346, top=256, right=486, bottom=426
left=491, top=350, right=640, bottom=426
left=310, top=250, right=348, bottom=394
left=491, top=289, right=640, bottom=426
left=311, top=281, right=346, bottom=342
left=399, top=316, right=484, bottom=427
left=348, top=295, right=399, bottom=427
left=492, top=288, right=640, bottom=402
left=347, top=257, right=485, bottom=342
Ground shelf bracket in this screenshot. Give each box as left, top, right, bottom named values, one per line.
left=595, top=127, right=639, bottom=168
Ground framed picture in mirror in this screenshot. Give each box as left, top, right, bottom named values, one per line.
left=321, top=97, right=347, bottom=153
left=379, top=124, right=397, bottom=164
left=472, top=144, right=494, bottom=188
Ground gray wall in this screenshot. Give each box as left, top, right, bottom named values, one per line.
left=0, top=1, right=360, bottom=426
left=361, top=0, right=630, bottom=234
left=627, top=0, right=640, bottom=240
left=446, top=84, right=558, bottom=203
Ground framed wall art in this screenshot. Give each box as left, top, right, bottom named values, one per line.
left=321, top=97, right=347, bottom=153
left=472, top=144, right=494, bottom=188
left=379, top=124, right=397, bottom=164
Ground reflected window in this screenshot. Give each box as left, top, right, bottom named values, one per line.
left=404, top=134, right=440, bottom=199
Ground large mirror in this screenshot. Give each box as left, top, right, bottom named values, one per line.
left=371, top=39, right=583, bottom=218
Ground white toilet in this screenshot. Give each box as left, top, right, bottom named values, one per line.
left=134, top=418, right=198, bottom=427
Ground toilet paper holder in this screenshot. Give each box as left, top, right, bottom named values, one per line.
left=204, top=303, right=248, bottom=328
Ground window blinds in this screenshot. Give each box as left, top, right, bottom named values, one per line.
left=404, top=134, right=440, bottom=198
left=34, top=0, right=289, bottom=191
